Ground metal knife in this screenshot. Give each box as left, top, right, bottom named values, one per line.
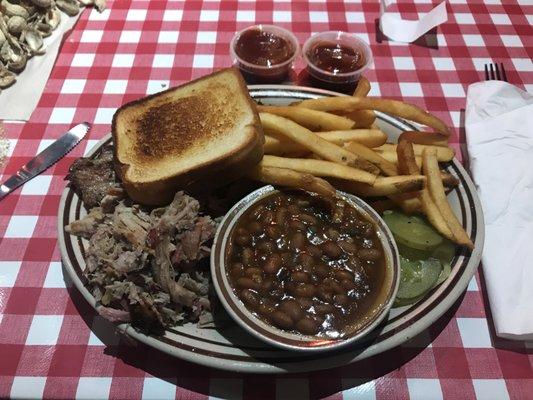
left=0, top=122, right=90, bottom=201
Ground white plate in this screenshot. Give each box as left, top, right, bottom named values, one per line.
left=58, top=85, right=484, bottom=374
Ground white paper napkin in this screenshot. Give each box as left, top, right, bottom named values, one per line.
left=465, top=81, right=533, bottom=340
left=0, top=13, right=81, bottom=121
left=379, top=0, right=448, bottom=43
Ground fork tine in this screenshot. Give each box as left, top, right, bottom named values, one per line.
left=500, top=63, right=508, bottom=82
left=494, top=63, right=501, bottom=80
left=489, top=63, right=495, bottom=80
left=484, top=64, right=489, bottom=80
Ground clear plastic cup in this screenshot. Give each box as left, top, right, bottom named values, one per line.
left=302, top=31, right=373, bottom=91
left=230, top=25, right=299, bottom=84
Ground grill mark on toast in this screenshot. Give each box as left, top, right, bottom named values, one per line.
left=133, top=84, right=244, bottom=162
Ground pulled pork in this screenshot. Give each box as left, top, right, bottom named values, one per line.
left=66, top=191, right=217, bottom=334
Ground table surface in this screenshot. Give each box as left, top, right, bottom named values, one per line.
left=0, top=0, right=532, bottom=399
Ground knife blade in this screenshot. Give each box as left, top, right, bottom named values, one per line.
left=0, top=122, right=90, bottom=201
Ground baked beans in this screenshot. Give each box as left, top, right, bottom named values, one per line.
left=226, top=191, right=385, bottom=338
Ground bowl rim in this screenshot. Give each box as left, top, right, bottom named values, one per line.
left=229, top=24, right=300, bottom=71
left=210, top=185, right=401, bottom=352
left=302, top=30, right=374, bottom=80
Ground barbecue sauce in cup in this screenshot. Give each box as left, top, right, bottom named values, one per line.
left=307, top=41, right=366, bottom=75
left=301, top=31, right=373, bottom=94
left=235, top=29, right=294, bottom=67
left=230, top=25, right=299, bottom=84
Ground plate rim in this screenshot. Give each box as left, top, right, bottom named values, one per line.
left=57, top=84, right=485, bottom=373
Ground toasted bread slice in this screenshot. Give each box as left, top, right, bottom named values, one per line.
left=112, top=68, right=264, bottom=205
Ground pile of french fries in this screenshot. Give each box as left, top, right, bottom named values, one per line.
left=248, top=77, right=474, bottom=250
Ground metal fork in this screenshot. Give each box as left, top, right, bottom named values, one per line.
left=484, top=63, right=508, bottom=82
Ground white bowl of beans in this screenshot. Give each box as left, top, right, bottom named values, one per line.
left=211, top=185, right=400, bottom=352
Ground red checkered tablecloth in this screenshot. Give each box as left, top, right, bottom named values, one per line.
left=0, top=0, right=532, bottom=399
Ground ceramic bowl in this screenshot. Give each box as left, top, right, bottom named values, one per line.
left=211, top=185, right=400, bottom=352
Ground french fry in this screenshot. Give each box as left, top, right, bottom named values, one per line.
left=263, top=136, right=311, bottom=157
left=263, top=129, right=388, bottom=155
left=376, top=143, right=455, bottom=162
left=397, top=141, right=454, bottom=240
left=345, top=141, right=398, bottom=176
left=374, top=150, right=459, bottom=188
left=419, top=190, right=454, bottom=240
left=347, top=76, right=376, bottom=128
left=259, top=113, right=380, bottom=175
left=376, top=151, right=422, bottom=169
left=248, top=166, right=336, bottom=198
left=441, top=173, right=459, bottom=188
left=423, top=148, right=474, bottom=249
left=330, top=109, right=376, bottom=128
left=331, top=175, right=426, bottom=197
left=318, top=129, right=387, bottom=147
left=388, top=141, right=423, bottom=214
left=389, top=194, right=422, bottom=214
left=353, top=76, right=371, bottom=97
left=345, top=110, right=377, bottom=128
left=396, top=140, right=420, bottom=175
left=294, top=97, right=451, bottom=136
left=257, top=105, right=355, bottom=131
left=399, top=131, right=449, bottom=147
left=261, top=155, right=377, bottom=185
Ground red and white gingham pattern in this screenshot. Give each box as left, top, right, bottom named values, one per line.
left=1, top=1, right=532, bottom=399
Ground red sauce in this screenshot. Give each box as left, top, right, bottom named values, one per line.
left=235, top=29, right=294, bottom=67
left=307, top=41, right=366, bottom=74
left=297, top=69, right=358, bottom=95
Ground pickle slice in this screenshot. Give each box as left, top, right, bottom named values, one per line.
left=396, top=257, right=442, bottom=299
left=431, top=240, right=455, bottom=265
left=383, top=211, right=443, bottom=251
left=394, top=294, right=425, bottom=307
left=436, top=262, right=452, bottom=285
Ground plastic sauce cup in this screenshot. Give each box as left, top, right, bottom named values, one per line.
left=302, top=31, right=373, bottom=93
left=230, top=25, right=300, bottom=84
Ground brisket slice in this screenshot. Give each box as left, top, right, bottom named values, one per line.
left=67, top=147, right=116, bottom=209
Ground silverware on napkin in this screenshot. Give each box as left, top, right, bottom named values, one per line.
left=0, top=122, right=90, bottom=200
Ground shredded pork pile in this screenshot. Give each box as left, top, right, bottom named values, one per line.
left=66, top=149, right=218, bottom=334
